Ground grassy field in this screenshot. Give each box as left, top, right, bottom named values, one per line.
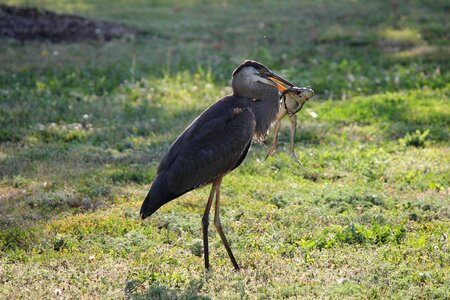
left=0, top=0, right=449, bottom=298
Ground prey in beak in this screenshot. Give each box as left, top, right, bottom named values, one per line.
left=281, top=86, right=314, bottom=116
left=265, top=86, right=315, bottom=165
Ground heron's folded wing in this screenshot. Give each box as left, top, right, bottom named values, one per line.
left=161, top=106, right=255, bottom=197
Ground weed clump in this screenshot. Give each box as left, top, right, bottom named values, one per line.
left=297, top=222, right=408, bottom=251
left=0, top=227, right=42, bottom=252
left=399, top=129, right=430, bottom=147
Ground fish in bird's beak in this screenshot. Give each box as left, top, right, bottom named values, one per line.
left=264, top=71, right=295, bottom=92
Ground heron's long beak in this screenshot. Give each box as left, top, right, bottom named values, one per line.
left=266, top=72, right=294, bottom=92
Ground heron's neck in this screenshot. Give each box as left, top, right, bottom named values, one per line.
left=251, top=88, right=280, bottom=141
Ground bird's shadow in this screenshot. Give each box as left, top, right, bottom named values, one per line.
left=124, top=278, right=211, bottom=300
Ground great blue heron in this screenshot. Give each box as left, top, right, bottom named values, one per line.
left=140, top=60, right=294, bottom=270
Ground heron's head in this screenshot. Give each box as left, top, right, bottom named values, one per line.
left=231, top=60, right=294, bottom=98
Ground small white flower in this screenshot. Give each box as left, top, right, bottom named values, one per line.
left=394, top=75, right=400, bottom=86
left=54, top=288, right=62, bottom=296
left=346, top=73, right=355, bottom=82
left=73, top=123, right=82, bottom=131
left=89, top=255, right=95, bottom=261
left=308, top=110, right=318, bottom=118
left=82, top=114, right=89, bottom=120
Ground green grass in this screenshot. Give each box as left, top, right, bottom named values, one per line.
left=0, top=0, right=449, bottom=298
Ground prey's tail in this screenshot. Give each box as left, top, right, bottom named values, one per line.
left=140, top=175, right=176, bottom=219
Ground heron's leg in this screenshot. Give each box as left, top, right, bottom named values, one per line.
left=265, top=110, right=286, bottom=160
left=213, top=177, right=240, bottom=270
left=288, top=114, right=301, bottom=165
left=201, top=181, right=218, bottom=270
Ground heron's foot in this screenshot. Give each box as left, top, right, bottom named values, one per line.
left=265, top=143, right=277, bottom=160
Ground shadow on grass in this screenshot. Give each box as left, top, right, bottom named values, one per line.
left=0, top=143, right=154, bottom=230
left=125, top=280, right=211, bottom=300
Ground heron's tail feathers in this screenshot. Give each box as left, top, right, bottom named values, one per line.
left=140, top=175, right=175, bottom=219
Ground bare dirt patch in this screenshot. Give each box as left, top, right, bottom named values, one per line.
left=0, top=5, right=136, bottom=43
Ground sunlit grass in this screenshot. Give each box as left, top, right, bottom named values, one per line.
left=391, top=45, right=445, bottom=60
left=380, top=27, right=424, bottom=44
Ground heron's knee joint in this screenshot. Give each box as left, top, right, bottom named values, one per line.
left=214, top=219, right=222, bottom=229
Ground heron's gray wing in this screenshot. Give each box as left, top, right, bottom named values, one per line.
left=158, top=103, right=255, bottom=197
